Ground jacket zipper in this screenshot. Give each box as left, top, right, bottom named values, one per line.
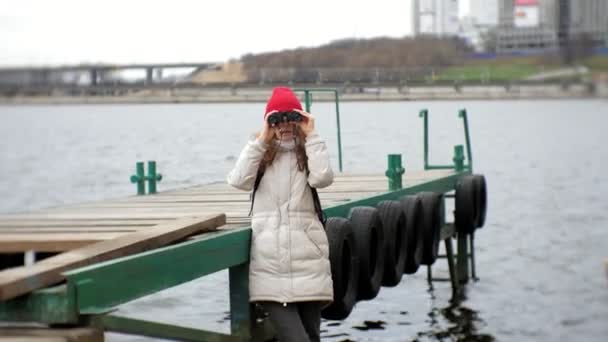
left=288, top=150, right=294, bottom=299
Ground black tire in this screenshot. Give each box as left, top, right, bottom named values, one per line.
left=349, top=206, right=385, bottom=301
left=377, top=200, right=407, bottom=287
left=418, top=192, right=444, bottom=266
left=473, top=174, right=487, bottom=228
left=455, top=175, right=477, bottom=234
left=322, top=217, right=359, bottom=320
left=400, top=195, right=423, bottom=274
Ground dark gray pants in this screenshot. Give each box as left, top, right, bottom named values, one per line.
left=261, top=301, right=322, bottom=342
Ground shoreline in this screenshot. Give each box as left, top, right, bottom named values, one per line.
left=1, top=83, right=606, bottom=105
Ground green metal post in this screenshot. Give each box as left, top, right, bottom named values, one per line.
left=130, top=162, right=145, bottom=195
left=385, top=154, right=405, bottom=191
left=453, top=145, right=465, bottom=172
left=444, top=237, right=459, bottom=298
left=146, top=161, right=162, bottom=194
left=456, top=232, right=469, bottom=284
left=303, top=90, right=312, bottom=112
left=458, top=109, right=473, bottom=171
left=334, top=90, right=343, bottom=172
left=229, top=263, right=251, bottom=338
left=419, top=109, right=429, bottom=170
left=470, top=233, right=477, bottom=281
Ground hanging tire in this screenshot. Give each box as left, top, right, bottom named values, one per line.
left=400, top=195, right=423, bottom=274
left=418, top=192, right=444, bottom=266
left=349, top=206, right=385, bottom=301
left=377, top=200, right=407, bottom=287
left=321, top=217, right=359, bottom=320
left=473, top=174, right=487, bottom=228
left=455, top=175, right=477, bottom=234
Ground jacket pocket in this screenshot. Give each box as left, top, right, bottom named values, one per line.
left=304, top=225, right=325, bottom=258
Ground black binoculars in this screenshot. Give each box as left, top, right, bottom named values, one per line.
left=267, top=111, right=303, bottom=127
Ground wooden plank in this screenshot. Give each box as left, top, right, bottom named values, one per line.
left=0, top=219, right=167, bottom=227
left=0, top=212, right=246, bottom=222
left=0, top=327, right=102, bottom=342
left=2, top=199, right=363, bottom=223
left=42, top=193, right=381, bottom=214
left=0, top=214, right=225, bottom=300
left=69, top=191, right=377, bottom=203
left=162, top=171, right=451, bottom=192
left=0, top=233, right=126, bottom=252
left=69, top=202, right=254, bottom=209
left=0, top=227, right=146, bottom=233
left=146, top=185, right=390, bottom=195
left=0, top=337, right=66, bottom=342
left=0, top=213, right=214, bottom=220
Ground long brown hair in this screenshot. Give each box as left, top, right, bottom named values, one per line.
left=259, top=125, right=308, bottom=173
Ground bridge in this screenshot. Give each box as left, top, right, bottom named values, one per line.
left=0, top=62, right=219, bottom=86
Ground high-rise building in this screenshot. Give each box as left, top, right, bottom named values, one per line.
left=497, top=0, right=560, bottom=53
left=457, top=0, right=499, bottom=51
left=497, top=0, right=607, bottom=53
left=569, top=0, right=608, bottom=42
left=412, top=0, right=460, bottom=36
left=460, top=0, right=498, bottom=26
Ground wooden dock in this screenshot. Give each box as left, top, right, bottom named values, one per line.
left=0, top=169, right=465, bottom=341
left=0, top=170, right=454, bottom=254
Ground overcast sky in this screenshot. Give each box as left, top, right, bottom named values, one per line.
left=0, top=0, right=414, bottom=67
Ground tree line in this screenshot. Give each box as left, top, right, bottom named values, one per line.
left=239, top=36, right=472, bottom=84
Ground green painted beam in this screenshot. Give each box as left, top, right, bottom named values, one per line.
left=97, top=314, right=247, bottom=342
left=426, top=165, right=456, bottom=170
left=0, top=284, right=78, bottom=324
left=324, top=171, right=466, bottom=218
left=64, top=228, right=251, bottom=314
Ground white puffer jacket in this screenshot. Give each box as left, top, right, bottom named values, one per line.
left=227, top=132, right=334, bottom=303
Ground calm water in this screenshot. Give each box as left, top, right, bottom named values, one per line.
left=1, top=100, right=607, bottom=341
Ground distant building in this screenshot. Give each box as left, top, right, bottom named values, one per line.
left=497, top=0, right=608, bottom=53
left=410, top=0, right=607, bottom=53
left=412, top=0, right=460, bottom=36
left=497, top=0, right=558, bottom=52
left=460, top=0, right=498, bottom=26
left=457, top=0, right=499, bottom=51
left=569, top=0, right=608, bottom=43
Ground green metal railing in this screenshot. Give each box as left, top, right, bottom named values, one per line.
left=420, top=108, right=473, bottom=172
left=458, top=109, right=473, bottom=172
left=130, top=160, right=162, bottom=195
left=294, top=88, right=343, bottom=172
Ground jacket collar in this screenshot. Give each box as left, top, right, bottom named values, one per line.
left=277, top=139, right=296, bottom=152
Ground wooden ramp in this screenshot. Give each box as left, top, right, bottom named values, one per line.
left=0, top=170, right=454, bottom=254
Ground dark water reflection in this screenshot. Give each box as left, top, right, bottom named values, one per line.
left=416, top=292, right=495, bottom=342
left=324, top=282, right=496, bottom=342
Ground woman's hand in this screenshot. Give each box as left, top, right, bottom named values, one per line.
left=295, top=109, right=315, bottom=136
left=258, top=114, right=276, bottom=144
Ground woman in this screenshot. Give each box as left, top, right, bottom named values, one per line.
left=227, top=87, right=334, bottom=341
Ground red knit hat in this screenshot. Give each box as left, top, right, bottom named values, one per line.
left=264, top=87, right=302, bottom=119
